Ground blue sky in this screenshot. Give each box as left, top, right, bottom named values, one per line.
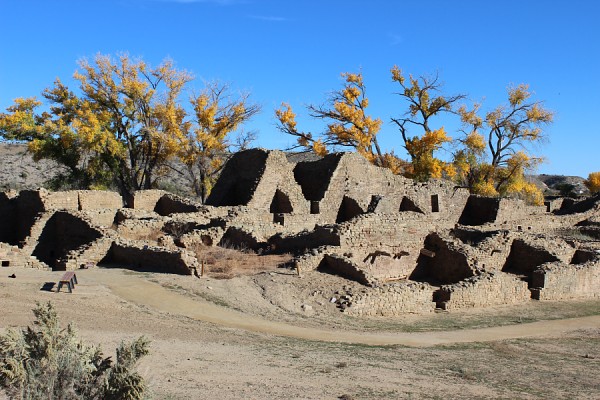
left=1, top=0, right=598, bottom=177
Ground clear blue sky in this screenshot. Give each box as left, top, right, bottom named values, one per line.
left=1, top=0, right=598, bottom=177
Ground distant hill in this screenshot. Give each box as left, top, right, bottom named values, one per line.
left=529, top=174, right=590, bottom=197
left=0, top=143, right=590, bottom=198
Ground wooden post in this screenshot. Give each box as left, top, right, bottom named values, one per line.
left=295, top=263, right=301, bottom=277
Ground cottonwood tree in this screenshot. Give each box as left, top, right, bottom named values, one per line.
left=0, top=54, right=192, bottom=198
left=390, top=66, right=466, bottom=181
left=585, top=172, right=600, bottom=194
left=174, top=82, right=260, bottom=202
left=0, top=53, right=259, bottom=201
left=275, top=72, right=405, bottom=173
left=456, top=84, right=553, bottom=204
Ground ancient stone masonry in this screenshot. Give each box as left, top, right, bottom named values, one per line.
left=435, top=272, right=531, bottom=310
left=1, top=148, right=599, bottom=315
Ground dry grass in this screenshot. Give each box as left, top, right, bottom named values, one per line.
left=191, top=244, right=293, bottom=279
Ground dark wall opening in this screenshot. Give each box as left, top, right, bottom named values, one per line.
left=32, top=212, right=102, bottom=270
left=336, top=196, right=364, bottom=224
left=409, top=233, right=474, bottom=284
left=571, top=249, right=597, bottom=265
left=431, top=194, right=440, bottom=212
left=269, top=190, right=293, bottom=213
left=205, top=149, right=269, bottom=206
left=502, top=239, right=559, bottom=278
left=293, top=154, right=343, bottom=201
left=399, top=196, right=424, bottom=213
left=458, top=196, right=500, bottom=226
left=0, top=193, right=17, bottom=244
left=367, top=195, right=382, bottom=213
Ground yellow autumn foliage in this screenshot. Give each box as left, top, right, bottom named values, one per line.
left=585, top=172, right=600, bottom=194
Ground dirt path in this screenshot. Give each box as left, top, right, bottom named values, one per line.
left=87, top=268, right=600, bottom=347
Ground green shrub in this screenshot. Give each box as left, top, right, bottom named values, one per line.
left=0, top=302, right=149, bottom=400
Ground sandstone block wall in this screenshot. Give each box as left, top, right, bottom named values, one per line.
left=78, top=190, right=123, bottom=210
left=130, top=190, right=169, bottom=211
left=105, top=241, right=197, bottom=275
left=81, top=209, right=118, bottom=228
left=345, top=281, right=437, bottom=316
left=0, top=242, right=49, bottom=270
left=436, top=272, right=531, bottom=310
left=532, top=260, right=600, bottom=300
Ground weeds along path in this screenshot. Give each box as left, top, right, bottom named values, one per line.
left=87, top=268, right=600, bottom=347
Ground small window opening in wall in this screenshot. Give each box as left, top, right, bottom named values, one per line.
left=273, top=213, right=285, bottom=226
left=431, top=194, right=440, bottom=213
left=1, top=260, right=9, bottom=267
left=310, top=201, right=320, bottom=214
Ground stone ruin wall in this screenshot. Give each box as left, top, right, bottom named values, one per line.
left=532, top=258, right=600, bottom=301
left=436, top=272, right=531, bottom=310
left=104, top=241, right=197, bottom=275
left=1, top=147, right=599, bottom=316
left=345, top=281, right=437, bottom=316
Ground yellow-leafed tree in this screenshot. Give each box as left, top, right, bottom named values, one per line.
left=0, top=54, right=193, bottom=198
left=275, top=72, right=405, bottom=174
left=585, top=172, right=600, bottom=194
left=456, top=84, right=553, bottom=205
left=390, top=66, right=465, bottom=181
left=174, top=82, right=260, bottom=201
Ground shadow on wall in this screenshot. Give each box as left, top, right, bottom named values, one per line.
left=336, top=196, right=364, bottom=224
left=501, top=239, right=560, bottom=285
left=205, top=149, right=269, bottom=206
left=409, top=233, right=475, bottom=285
left=270, top=189, right=293, bottom=213
left=458, top=196, right=500, bottom=226
left=399, top=196, right=424, bottom=213
left=32, top=212, right=102, bottom=270
left=293, top=154, right=343, bottom=202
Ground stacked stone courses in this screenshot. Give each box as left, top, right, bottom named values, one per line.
left=1, top=148, right=599, bottom=315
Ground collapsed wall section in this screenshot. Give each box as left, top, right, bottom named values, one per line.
left=410, top=232, right=476, bottom=284
left=502, top=236, right=574, bottom=276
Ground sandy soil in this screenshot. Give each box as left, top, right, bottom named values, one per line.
left=1, top=266, right=599, bottom=399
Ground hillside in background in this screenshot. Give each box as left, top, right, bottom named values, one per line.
left=0, top=143, right=590, bottom=198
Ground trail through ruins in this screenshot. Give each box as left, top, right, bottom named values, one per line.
left=86, top=268, right=600, bottom=347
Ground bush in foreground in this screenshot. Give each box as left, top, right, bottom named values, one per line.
left=0, top=302, right=149, bottom=400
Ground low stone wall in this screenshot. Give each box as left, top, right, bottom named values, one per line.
left=345, top=281, right=437, bottom=316
left=155, top=193, right=202, bottom=216
left=436, top=272, right=531, bottom=310
left=81, top=209, right=118, bottom=228
left=292, top=246, right=341, bottom=273
left=130, top=190, right=168, bottom=211
left=105, top=241, right=197, bottom=275
left=78, top=190, right=123, bottom=210
left=0, top=242, right=49, bottom=270
left=268, top=225, right=341, bottom=254
left=323, top=254, right=371, bottom=285
left=532, top=260, right=600, bottom=300
left=116, top=219, right=166, bottom=241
